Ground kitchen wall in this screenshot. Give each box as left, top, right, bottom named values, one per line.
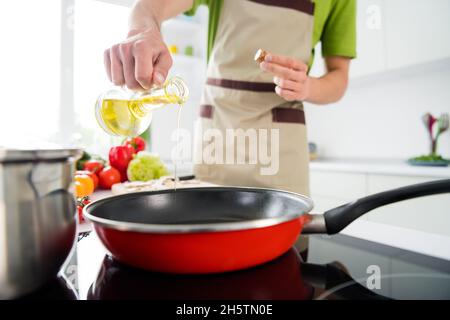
left=305, top=59, right=450, bottom=160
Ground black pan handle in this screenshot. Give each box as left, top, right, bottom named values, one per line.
left=324, top=178, right=450, bottom=235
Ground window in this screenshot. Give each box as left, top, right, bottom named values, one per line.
left=0, top=0, right=207, bottom=160
left=0, top=1, right=61, bottom=142
left=73, top=0, right=129, bottom=155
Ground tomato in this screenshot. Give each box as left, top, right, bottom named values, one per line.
left=77, top=205, right=84, bottom=222
left=109, top=145, right=135, bottom=172
left=98, top=166, right=121, bottom=189
left=77, top=197, right=91, bottom=223
left=83, top=160, right=104, bottom=174
left=74, top=174, right=95, bottom=197
left=123, top=137, right=146, bottom=153
left=76, top=170, right=98, bottom=189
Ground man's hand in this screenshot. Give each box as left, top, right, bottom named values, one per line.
left=104, top=0, right=193, bottom=90
left=104, top=21, right=172, bottom=90
left=260, top=54, right=310, bottom=102
left=260, top=53, right=351, bottom=105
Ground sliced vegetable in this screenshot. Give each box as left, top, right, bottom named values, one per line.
left=98, top=166, right=121, bottom=189
left=127, top=152, right=169, bottom=182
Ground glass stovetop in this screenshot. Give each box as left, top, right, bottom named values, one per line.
left=19, top=233, right=450, bottom=300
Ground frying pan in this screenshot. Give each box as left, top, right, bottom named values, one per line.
left=84, top=179, right=450, bottom=274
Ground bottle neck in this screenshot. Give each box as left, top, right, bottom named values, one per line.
left=130, top=77, right=188, bottom=115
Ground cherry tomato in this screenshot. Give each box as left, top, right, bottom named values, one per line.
left=77, top=197, right=91, bottom=223
left=109, top=145, right=134, bottom=172
left=74, top=174, right=94, bottom=197
left=123, top=137, right=146, bottom=153
left=76, top=170, right=98, bottom=189
left=77, top=205, right=84, bottom=222
left=83, top=160, right=104, bottom=174
left=98, top=166, right=121, bottom=189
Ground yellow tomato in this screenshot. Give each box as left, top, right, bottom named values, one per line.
left=74, top=174, right=94, bottom=198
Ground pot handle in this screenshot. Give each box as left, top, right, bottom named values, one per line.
left=324, top=178, right=450, bottom=235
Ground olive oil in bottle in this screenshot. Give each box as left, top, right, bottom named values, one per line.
left=95, top=77, right=189, bottom=137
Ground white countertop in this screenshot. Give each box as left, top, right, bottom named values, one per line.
left=161, top=159, right=450, bottom=178
left=310, top=158, right=450, bottom=178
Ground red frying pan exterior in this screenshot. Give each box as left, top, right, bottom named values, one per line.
left=94, top=215, right=310, bottom=274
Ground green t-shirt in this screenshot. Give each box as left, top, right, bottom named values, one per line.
left=186, top=0, right=357, bottom=68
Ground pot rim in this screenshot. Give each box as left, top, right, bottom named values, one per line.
left=83, top=186, right=314, bottom=234
left=0, top=148, right=83, bottom=163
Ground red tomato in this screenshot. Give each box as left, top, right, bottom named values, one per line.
left=77, top=205, right=84, bottom=222
left=109, top=145, right=134, bottom=172
left=77, top=197, right=91, bottom=223
left=83, top=160, right=104, bottom=174
left=123, top=137, right=146, bottom=153
left=76, top=170, right=99, bottom=189
left=98, top=166, right=121, bottom=189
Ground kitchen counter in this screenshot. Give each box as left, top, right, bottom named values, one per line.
left=20, top=233, right=450, bottom=300
left=310, top=158, right=450, bottom=178
left=162, top=159, right=450, bottom=178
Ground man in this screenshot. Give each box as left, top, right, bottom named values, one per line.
left=104, top=0, right=356, bottom=197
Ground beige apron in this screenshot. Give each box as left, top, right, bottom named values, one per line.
left=194, top=0, right=314, bottom=196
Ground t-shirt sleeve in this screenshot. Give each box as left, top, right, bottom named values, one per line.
left=321, top=0, right=357, bottom=58
left=185, top=0, right=209, bottom=16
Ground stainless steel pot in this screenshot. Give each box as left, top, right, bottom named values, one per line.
left=0, top=146, right=81, bottom=299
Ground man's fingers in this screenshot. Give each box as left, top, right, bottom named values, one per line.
left=265, top=54, right=308, bottom=72
left=275, top=86, right=297, bottom=101
left=261, top=62, right=301, bottom=81
left=273, top=77, right=299, bottom=91
left=119, top=43, right=142, bottom=90
left=133, top=40, right=154, bottom=90
left=104, top=49, right=112, bottom=81
left=110, top=45, right=125, bottom=86
left=152, top=49, right=173, bottom=86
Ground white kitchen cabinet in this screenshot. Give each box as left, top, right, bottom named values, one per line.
left=309, top=170, right=370, bottom=221
left=345, top=0, right=450, bottom=79
left=349, top=0, right=387, bottom=78
left=309, top=195, right=346, bottom=213
left=310, top=0, right=388, bottom=79
left=365, top=174, right=450, bottom=237
left=385, top=0, right=450, bottom=70
left=309, top=171, right=367, bottom=199
left=309, top=162, right=450, bottom=257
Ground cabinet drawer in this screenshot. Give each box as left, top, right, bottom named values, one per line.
left=309, top=195, right=347, bottom=213
left=310, top=171, right=366, bottom=200
left=366, top=175, right=450, bottom=237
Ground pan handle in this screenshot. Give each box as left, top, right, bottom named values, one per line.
left=323, top=178, right=450, bottom=235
